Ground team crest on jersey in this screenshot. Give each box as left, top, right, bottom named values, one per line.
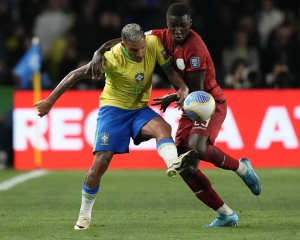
left=161, top=50, right=170, bottom=61
left=135, top=72, right=144, bottom=83
left=189, top=57, right=200, bottom=68
left=100, top=132, right=109, bottom=145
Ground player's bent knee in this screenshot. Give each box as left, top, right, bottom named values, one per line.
left=142, top=118, right=172, bottom=138
left=158, top=120, right=172, bottom=132
left=188, top=134, right=209, bottom=159
left=188, top=144, right=206, bottom=159
left=197, top=148, right=206, bottom=159
left=154, top=122, right=172, bottom=138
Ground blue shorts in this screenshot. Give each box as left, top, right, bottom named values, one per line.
left=93, top=106, right=161, bottom=154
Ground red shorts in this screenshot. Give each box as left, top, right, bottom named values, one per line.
left=175, top=101, right=227, bottom=146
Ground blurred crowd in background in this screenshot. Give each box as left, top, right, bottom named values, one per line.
left=0, top=0, right=299, bottom=168
left=0, top=0, right=299, bottom=90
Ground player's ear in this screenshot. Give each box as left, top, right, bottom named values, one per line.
left=190, top=19, right=193, bottom=26
left=121, top=42, right=125, bottom=47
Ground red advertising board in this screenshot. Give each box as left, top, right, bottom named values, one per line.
left=13, top=90, right=300, bottom=170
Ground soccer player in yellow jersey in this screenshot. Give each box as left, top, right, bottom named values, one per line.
left=34, top=23, right=198, bottom=230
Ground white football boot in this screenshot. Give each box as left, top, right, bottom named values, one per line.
left=74, top=217, right=91, bottom=230
left=166, top=150, right=198, bottom=177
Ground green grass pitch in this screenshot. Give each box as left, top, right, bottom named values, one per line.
left=0, top=168, right=300, bottom=240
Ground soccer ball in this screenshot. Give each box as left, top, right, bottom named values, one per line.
left=183, top=91, right=216, bottom=122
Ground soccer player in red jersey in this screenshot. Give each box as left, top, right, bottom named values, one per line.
left=88, top=3, right=261, bottom=228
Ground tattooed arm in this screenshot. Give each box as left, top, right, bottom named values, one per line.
left=34, top=64, right=93, bottom=117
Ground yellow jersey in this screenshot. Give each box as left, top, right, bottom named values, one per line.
left=99, top=35, right=171, bottom=109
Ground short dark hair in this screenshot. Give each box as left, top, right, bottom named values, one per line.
left=166, top=3, right=191, bottom=18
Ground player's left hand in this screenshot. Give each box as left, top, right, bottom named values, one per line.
left=151, top=94, right=174, bottom=112
left=152, top=93, right=178, bottom=112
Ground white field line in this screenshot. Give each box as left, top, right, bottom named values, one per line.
left=0, top=170, right=48, bottom=191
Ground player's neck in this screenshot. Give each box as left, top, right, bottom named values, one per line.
left=173, top=42, right=181, bottom=52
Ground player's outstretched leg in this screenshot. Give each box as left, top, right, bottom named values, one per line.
left=203, top=212, right=239, bottom=228
left=166, top=150, right=198, bottom=177
left=238, top=158, right=261, bottom=196
left=202, top=144, right=261, bottom=195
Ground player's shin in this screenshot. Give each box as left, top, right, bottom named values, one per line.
left=182, top=169, right=224, bottom=210
left=157, top=138, right=178, bottom=168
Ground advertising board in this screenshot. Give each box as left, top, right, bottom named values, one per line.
left=13, top=90, right=300, bottom=170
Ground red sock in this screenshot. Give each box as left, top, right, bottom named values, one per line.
left=182, top=169, right=224, bottom=211
left=204, top=144, right=239, bottom=171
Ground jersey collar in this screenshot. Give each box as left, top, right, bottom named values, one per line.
left=121, top=47, right=136, bottom=63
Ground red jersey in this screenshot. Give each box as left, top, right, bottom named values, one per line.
left=149, top=29, right=225, bottom=101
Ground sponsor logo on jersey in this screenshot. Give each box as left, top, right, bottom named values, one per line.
left=100, top=132, right=109, bottom=145
left=161, top=50, right=170, bottom=61
left=189, top=57, right=200, bottom=68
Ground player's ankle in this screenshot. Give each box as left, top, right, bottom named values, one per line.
left=79, top=210, right=92, bottom=219
left=216, top=203, right=233, bottom=215
left=235, top=161, right=247, bottom=176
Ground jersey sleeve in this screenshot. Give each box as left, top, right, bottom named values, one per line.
left=100, top=52, right=115, bottom=73
left=184, top=41, right=207, bottom=72
left=154, top=36, right=172, bottom=67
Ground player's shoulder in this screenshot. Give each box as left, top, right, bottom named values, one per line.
left=145, top=28, right=168, bottom=40
left=186, top=30, right=204, bottom=44
left=110, top=42, right=122, bottom=54
left=145, top=34, right=160, bottom=44
left=183, top=30, right=208, bottom=53
left=145, top=34, right=158, bottom=41
left=104, top=43, right=123, bottom=66
left=145, top=34, right=164, bottom=50
left=145, top=28, right=167, bottom=35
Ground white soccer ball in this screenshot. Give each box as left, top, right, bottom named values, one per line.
left=183, top=91, right=216, bottom=122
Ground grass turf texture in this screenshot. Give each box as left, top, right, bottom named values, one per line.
left=0, top=169, right=300, bottom=240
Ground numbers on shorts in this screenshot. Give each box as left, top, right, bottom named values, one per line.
left=194, top=118, right=210, bottom=127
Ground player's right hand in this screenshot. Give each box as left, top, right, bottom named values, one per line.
left=33, top=99, right=53, bottom=118
left=175, top=85, right=189, bottom=110
left=85, top=50, right=106, bottom=79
